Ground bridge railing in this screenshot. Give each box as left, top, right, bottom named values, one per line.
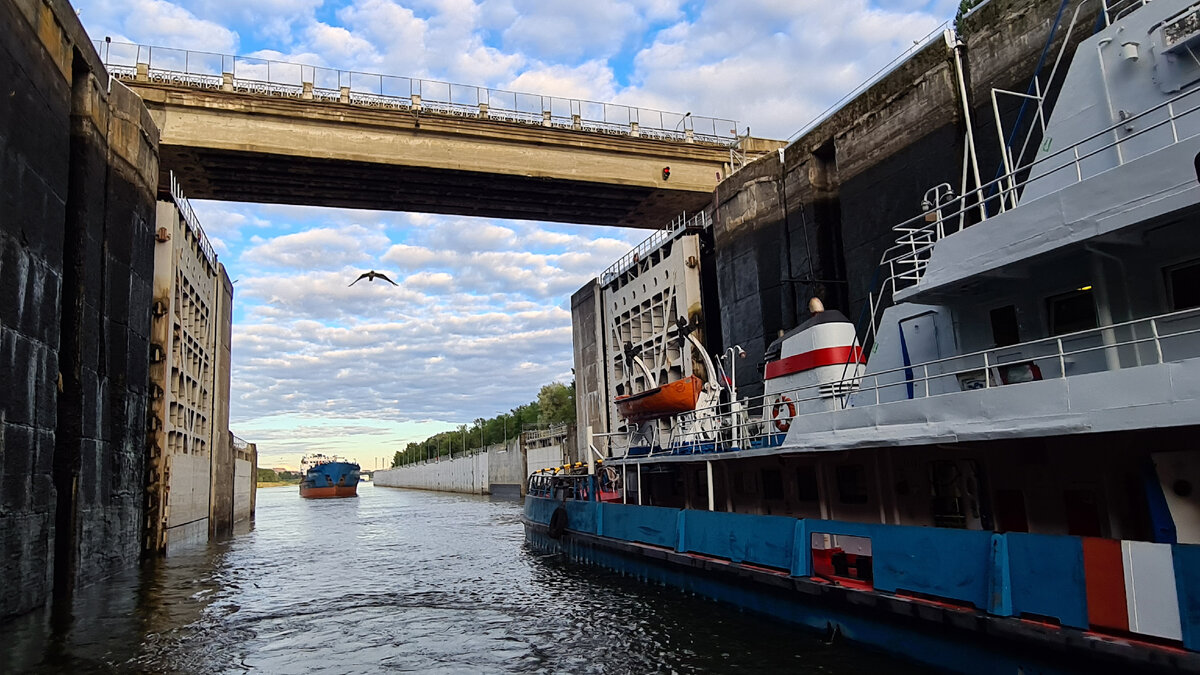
left=95, top=41, right=742, bottom=146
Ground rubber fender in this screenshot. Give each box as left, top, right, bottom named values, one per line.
left=548, top=506, right=568, bottom=539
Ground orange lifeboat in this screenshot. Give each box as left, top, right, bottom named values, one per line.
left=615, top=375, right=704, bottom=422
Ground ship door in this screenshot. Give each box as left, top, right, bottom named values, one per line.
left=928, top=459, right=983, bottom=529
left=898, top=312, right=942, bottom=398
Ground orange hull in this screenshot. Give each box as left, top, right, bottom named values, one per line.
left=615, top=375, right=703, bottom=422
left=299, top=484, right=358, bottom=499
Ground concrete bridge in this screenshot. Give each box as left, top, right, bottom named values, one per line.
left=103, top=43, right=781, bottom=227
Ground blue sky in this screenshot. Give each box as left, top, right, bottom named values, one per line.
left=73, top=0, right=957, bottom=470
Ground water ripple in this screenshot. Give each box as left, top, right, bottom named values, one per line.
left=3, top=485, right=915, bottom=674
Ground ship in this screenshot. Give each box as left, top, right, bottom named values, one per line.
left=525, top=1, right=1200, bottom=672
left=299, top=453, right=360, bottom=498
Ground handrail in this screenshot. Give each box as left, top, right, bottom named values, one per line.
left=885, top=86, right=1200, bottom=290
left=623, top=306, right=1200, bottom=456
left=168, top=171, right=217, bottom=268
left=600, top=211, right=711, bottom=286
left=95, top=40, right=742, bottom=146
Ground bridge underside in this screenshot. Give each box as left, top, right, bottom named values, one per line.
left=128, top=83, right=748, bottom=228
left=160, top=146, right=704, bottom=227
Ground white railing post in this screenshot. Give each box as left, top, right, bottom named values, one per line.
left=636, top=463, right=642, bottom=505
left=1151, top=319, right=1164, bottom=364
left=1057, top=338, right=1066, bottom=377
left=706, top=460, right=715, bottom=511
left=922, top=364, right=929, bottom=397
left=586, top=425, right=595, bottom=476
left=983, top=353, right=991, bottom=388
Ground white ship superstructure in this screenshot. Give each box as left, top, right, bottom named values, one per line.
left=528, top=2, right=1200, bottom=670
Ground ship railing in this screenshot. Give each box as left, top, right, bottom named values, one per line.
left=639, top=306, right=1200, bottom=455
left=94, top=41, right=741, bottom=146
left=527, top=472, right=597, bottom=501
left=599, top=211, right=711, bottom=287
left=1102, top=0, right=1149, bottom=25
left=883, top=86, right=1200, bottom=297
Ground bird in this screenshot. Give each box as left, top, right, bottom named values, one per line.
left=348, top=270, right=398, bottom=287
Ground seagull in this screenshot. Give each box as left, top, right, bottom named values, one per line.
left=348, top=270, right=399, bottom=287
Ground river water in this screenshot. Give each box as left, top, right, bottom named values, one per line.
left=3, top=484, right=916, bottom=674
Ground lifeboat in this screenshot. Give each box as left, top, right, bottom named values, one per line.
left=615, top=375, right=704, bottom=422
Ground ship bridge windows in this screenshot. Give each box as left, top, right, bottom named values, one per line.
left=990, top=305, right=1020, bottom=347
left=1047, top=287, right=1099, bottom=336
left=1165, top=259, right=1200, bottom=310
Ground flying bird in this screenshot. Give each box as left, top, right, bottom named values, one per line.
left=349, top=270, right=399, bottom=287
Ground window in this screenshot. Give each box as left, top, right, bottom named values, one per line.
left=796, top=466, right=820, bottom=502
left=990, top=305, right=1020, bottom=346
left=1165, top=260, right=1200, bottom=311
left=835, top=464, right=869, bottom=505
left=761, top=468, right=784, bottom=500
left=1047, top=288, right=1098, bottom=336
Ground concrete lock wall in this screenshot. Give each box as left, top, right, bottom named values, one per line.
left=487, top=442, right=526, bottom=497
left=1, top=0, right=161, bottom=620
left=376, top=452, right=490, bottom=494
left=376, top=441, right=527, bottom=495
left=526, top=445, right=567, bottom=475
left=233, top=458, right=253, bottom=524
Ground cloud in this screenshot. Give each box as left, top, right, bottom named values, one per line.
left=81, top=0, right=239, bottom=52
left=242, top=224, right=391, bottom=270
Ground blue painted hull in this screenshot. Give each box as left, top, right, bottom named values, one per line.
left=300, top=461, right=360, bottom=498
left=523, top=495, right=1200, bottom=674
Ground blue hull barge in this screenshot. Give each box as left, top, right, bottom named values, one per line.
left=300, top=454, right=360, bottom=498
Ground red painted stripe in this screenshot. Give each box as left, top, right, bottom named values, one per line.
left=1083, top=537, right=1129, bottom=632
left=765, top=346, right=865, bottom=380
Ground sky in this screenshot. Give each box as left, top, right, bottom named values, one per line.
left=73, top=0, right=958, bottom=470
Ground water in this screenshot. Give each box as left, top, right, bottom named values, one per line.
left=2, top=484, right=917, bottom=674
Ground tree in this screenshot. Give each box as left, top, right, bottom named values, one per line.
left=537, top=381, right=576, bottom=425
left=256, top=468, right=280, bottom=482
left=385, top=378, right=577, bottom=465
left=954, top=0, right=980, bottom=37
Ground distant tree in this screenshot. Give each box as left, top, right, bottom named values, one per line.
left=955, top=0, right=980, bottom=37
left=256, top=468, right=280, bottom=482
left=392, top=450, right=403, bottom=467
left=537, top=381, right=576, bottom=425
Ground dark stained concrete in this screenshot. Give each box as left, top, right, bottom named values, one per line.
left=1, top=0, right=159, bottom=620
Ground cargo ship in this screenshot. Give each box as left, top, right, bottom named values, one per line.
left=526, top=1, right=1200, bottom=672
left=299, top=454, right=360, bottom=498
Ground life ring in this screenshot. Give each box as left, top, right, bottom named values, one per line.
left=772, top=396, right=796, bottom=432
left=548, top=506, right=568, bottom=539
